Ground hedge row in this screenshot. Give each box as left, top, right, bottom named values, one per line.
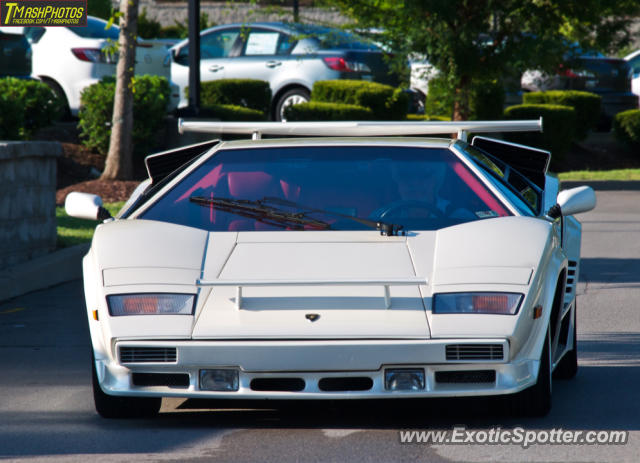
left=199, top=104, right=267, bottom=121
left=0, top=95, right=24, bottom=140
left=523, top=90, right=601, bottom=140
left=0, top=77, right=63, bottom=139
left=185, top=79, right=271, bottom=120
left=187, top=79, right=272, bottom=115
left=613, top=109, right=640, bottom=147
left=311, top=80, right=408, bottom=120
left=78, top=75, right=170, bottom=158
left=406, top=114, right=451, bottom=121
left=284, top=101, right=374, bottom=121
left=504, top=104, right=576, bottom=159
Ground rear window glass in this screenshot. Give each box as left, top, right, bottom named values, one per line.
left=289, top=25, right=379, bottom=51
left=139, top=146, right=511, bottom=232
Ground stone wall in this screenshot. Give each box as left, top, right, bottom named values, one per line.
left=131, top=1, right=348, bottom=27
left=0, top=142, right=61, bottom=268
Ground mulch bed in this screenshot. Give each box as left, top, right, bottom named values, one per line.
left=55, top=142, right=143, bottom=205
left=56, top=179, right=141, bottom=206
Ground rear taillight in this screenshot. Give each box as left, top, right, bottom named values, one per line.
left=71, top=47, right=115, bottom=64
left=323, top=56, right=351, bottom=71
left=322, top=56, right=371, bottom=73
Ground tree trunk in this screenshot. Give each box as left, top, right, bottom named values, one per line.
left=101, top=0, right=139, bottom=180
left=452, top=74, right=472, bottom=122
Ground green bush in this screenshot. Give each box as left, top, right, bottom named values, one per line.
left=78, top=75, right=170, bottom=158
left=504, top=104, right=576, bottom=160
left=87, top=0, right=111, bottom=20
left=423, top=76, right=453, bottom=118
left=0, top=94, right=24, bottom=140
left=424, top=75, right=505, bottom=120
left=613, top=109, right=640, bottom=147
left=523, top=90, right=601, bottom=139
left=311, top=80, right=408, bottom=120
left=406, top=114, right=451, bottom=121
left=188, top=79, right=271, bottom=115
left=0, top=77, right=63, bottom=138
left=200, top=104, right=267, bottom=121
left=471, top=78, right=506, bottom=120
left=137, top=8, right=162, bottom=39
left=283, top=101, right=374, bottom=121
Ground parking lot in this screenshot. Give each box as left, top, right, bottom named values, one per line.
left=0, top=188, right=638, bottom=462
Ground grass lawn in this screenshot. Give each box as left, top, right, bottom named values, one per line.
left=56, top=202, right=124, bottom=248
left=558, top=169, right=640, bottom=182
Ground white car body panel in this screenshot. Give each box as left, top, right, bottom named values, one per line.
left=70, top=123, right=594, bottom=410
left=23, top=18, right=175, bottom=115
left=624, top=49, right=640, bottom=105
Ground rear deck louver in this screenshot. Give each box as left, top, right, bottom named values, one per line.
left=119, top=347, right=177, bottom=363
left=445, top=344, right=504, bottom=361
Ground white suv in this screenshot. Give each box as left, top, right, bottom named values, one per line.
left=9, top=17, right=178, bottom=116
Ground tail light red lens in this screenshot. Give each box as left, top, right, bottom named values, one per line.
left=323, top=56, right=352, bottom=72
left=71, top=48, right=103, bottom=62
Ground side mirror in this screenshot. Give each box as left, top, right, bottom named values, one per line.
left=65, top=192, right=112, bottom=221
left=556, top=186, right=596, bottom=216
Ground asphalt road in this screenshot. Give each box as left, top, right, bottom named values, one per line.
left=1, top=189, right=640, bottom=462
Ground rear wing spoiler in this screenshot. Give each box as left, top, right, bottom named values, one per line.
left=471, top=136, right=551, bottom=190
left=178, top=118, right=543, bottom=142
left=145, top=139, right=220, bottom=185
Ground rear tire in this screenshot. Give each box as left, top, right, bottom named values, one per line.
left=509, top=329, right=552, bottom=417
left=92, top=353, right=161, bottom=419
left=274, top=87, right=310, bottom=121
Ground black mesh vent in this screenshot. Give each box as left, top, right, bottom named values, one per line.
left=318, top=377, right=373, bottom=392
left=250, top=378, right=305, bottom=392
left=120, top=347, right=177, bottom=363
left=132, top=373, right=189, bottom=388
left=435, top=370, right=496, bottom=384
left=446, top=344, right=504, bottom=361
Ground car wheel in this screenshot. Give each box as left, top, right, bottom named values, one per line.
left=91, top=352, right=161, bottom=419
left=40, top=78, right=72, bottom=120
left=509, top=328, right=552, bottom=417
left=553, top=302, right=578, bottom=380
left=275, top=88, right=310, bottom=121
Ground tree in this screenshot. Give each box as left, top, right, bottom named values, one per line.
left=101, top=0, right=139, bottom=180
left=326, top=0, right=640, bottom=120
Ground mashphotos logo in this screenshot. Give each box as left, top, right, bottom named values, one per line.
left=1, top=0, right=87, bottom=26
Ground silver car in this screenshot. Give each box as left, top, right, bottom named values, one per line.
left=170, top=22, right=401, bottom=120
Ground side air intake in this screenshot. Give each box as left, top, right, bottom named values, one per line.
left=119, top=347, right=177, bottom=363
left=446, top=344, right=504, bottom=361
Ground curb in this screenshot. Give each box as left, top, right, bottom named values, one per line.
left=0, top=243, right=89, bottom=302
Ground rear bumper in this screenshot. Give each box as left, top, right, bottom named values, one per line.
left=95, top=338, right=539, bottom=399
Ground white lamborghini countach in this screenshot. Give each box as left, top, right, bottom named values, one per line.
left=65, top=119, right=596, bottom=419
